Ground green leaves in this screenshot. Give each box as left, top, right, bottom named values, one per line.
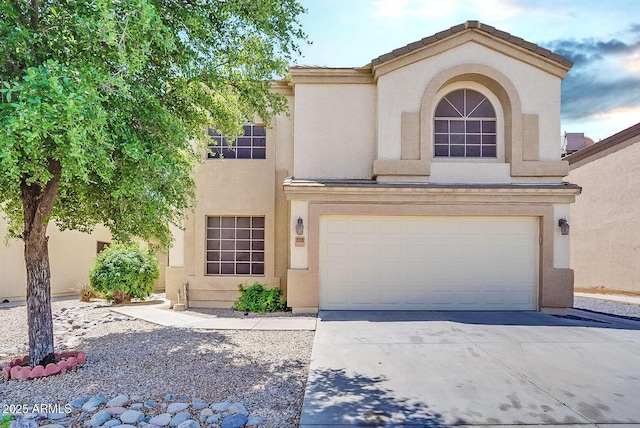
left=0, top=0, right=307, bottom=248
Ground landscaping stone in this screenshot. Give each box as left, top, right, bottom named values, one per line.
left=169, top=411, right=191, bottom=427
left=107, top=394, right=129, bottom=408
left=198, top=409, right=213, bottom=422
left=227, top=403, right=248, bottom=416
left=82, top=396, right=107, bottom=412
left=106, top=407, right=127, bottom=415
left=205, top=415, right=221, bottom=424
left=46, top=413, right=68, bottom=420
left=209, top=402, right=230, bottom=412
left=143, top=401, right=157, bottom=409
left=246, top=416, right=263, bottom=426
left=191, top=399, right=207, bottom=410
left=166, top=403, right=189, bottom=414
left=88, top=410, right=111, bottom=427
left=177, top=420, right=200, bottom=428
left=164, top=394, right=176, bottom=401
left=131, top=403, right=143, bottom=411
left=221, top=413, right=248, bottom=428
left=120, top=410, right=144, bottom=424
left=148, top=413, right=172, bottom=427
left=103, top=420, right=123, bottom=427
left=70, top=397, right=90, bottom=409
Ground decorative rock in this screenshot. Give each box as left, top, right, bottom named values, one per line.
left=131, top=395, right=142, bottom=401
left=164, top=394, right=176, bottom=401
left=76, top=351, right=87, bottom=365
left=41, top=425, right=65, bottom=428
left=17, top=366, right=32, bottom=380
left=166, top=403, right=189, bottom=414
left=103, top=420, right=123, bottom=427
left=209, top=402, right=230, bottom=412
left=107, top=394, right=129, bottom=408
left=70, top=398, right=90, bottom=409
left=228, top=403, right=248, bottom=416
left=169, top=412, right=191, bottom=427
left=131, top=403, right=143, bottom=410
left=10, top=365, right=21, bottom=380
left=205, top=415, right=221, bottom=424
left=45, top=363, right=61, bottom=376
left=47, top=413, right=68, bottom=420
left=191, top=399, right=208, bottom=410
left=148, top=413, right=172, bottom=427
left=106, top=407, right=127, bottom=415
left=29, top=365, right=45, bottom=379
left=2, top=364, right=11, bottom=380
left=88, top=410, right=111, bottom=427
left=246, top=416, right=263, bottom=426
left=178, top=396, right=189, bottom=402
left=144, top=400, right=157, bottom=409
left=221, top=414, right=248, bottom=428
left=120, top=410, right=144, bottom=424
left=9, top=417, right=38, bottom=428
left=199, top=409, right=213, bottom=422
left=177, top=421, right=200, bottom=428
left=82, top=396, right=107, bottom=412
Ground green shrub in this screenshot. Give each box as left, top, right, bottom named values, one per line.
left=1, top=414, right=13, bottom=428
left=89, top=243, right=159, bottom=303
left=233, top=282, right=287, bottom=313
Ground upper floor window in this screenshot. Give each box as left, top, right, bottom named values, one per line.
left=434, top=89, right=496, bottom=158
left=207, top=124, right=266, bottom=159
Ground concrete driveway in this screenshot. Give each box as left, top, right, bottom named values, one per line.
left=300, top=310, right=640, bottom=427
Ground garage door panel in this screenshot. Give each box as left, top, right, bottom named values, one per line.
left=320, top=216, right=538, bottom=311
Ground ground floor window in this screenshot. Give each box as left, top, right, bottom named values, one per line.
left=205, top=216, right=265, bottom=275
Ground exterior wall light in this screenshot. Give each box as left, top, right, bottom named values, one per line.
left=558, top=217, right=570, bottom=235
left=295, top=217, right=304, bottom=235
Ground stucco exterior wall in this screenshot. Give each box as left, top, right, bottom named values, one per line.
left=166, top=105, right=294, bottom=307
left=293, top=84, right=376, bottom=179
left=568, top=141, right=640, bottom=294
left=376, top=41, right=561, bottom=164
left=0, top=219, right=113, bottom=301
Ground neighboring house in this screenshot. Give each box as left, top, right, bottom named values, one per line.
left=566, top=122, right=640, bottom=295
left=562, top=132, right=595, bottom=157
left=166, top=21, right=581, bottom=312
left=0, top=219, right=167, bottom=302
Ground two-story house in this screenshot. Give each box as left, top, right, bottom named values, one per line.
left=166, top=21, right=580, bottom=313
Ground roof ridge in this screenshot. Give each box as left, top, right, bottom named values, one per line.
left=371, top=20, right=573, bottom=69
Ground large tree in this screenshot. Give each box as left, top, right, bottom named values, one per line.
left=0, top=0, right=306, bottom=367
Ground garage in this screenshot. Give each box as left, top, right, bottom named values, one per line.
left=319, top=215, right=539, bottom=310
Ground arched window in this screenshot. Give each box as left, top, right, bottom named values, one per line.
left=434, top=89, right=496, bottom=158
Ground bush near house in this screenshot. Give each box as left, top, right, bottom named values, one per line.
left=233, top=282, right=287, bottom=314
left=89, top=244, right=159, bottom=303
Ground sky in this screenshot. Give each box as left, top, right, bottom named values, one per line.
left=292, top=0, right=640, bottom=142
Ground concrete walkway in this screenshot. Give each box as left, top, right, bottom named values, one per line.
left=110, top=303, right=317, bottom=331
left=301, top=310, right=640, bottom=427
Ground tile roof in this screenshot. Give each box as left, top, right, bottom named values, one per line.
left=371, top=21, right=573, bottom=68
left=565, top=122, right=640, bottom=165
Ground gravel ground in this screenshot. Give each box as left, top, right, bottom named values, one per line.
left=574, top=296, right=640, bottom=319
left=0, top=299, right=315, bottom=427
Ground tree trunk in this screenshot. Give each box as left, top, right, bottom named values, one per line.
left=24, top=226, right=56, bottom=367
left=21, top=159, right=61, bottom=367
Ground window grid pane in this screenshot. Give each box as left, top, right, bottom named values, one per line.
left=205, top=216, right=265, bottom=276
left=207, top=124, right=266, bottom=159
left=433, top=89, right=497, bottom=158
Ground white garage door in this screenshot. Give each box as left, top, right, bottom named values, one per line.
left=319, top=216, right=538, bottom=310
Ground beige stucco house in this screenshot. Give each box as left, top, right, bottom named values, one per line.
left=0, top=221, right=167, bottom=302
left=166, top=21, right=581, bottom=313
left=566, top=122, right=640, bottom=295
left=0, top=219, right=113, bottom=301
